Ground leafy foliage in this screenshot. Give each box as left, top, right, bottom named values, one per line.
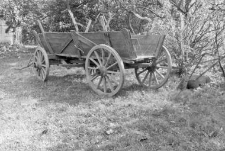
left=1, top=0, right=225, bottom=77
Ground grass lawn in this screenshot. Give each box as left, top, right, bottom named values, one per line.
left=0, top=51, right=225, bottom=151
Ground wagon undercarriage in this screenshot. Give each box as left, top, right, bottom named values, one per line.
left=32, top=26, right=172, bottom=96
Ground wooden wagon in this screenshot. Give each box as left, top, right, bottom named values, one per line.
left=32, top=24, right=172, bottom=96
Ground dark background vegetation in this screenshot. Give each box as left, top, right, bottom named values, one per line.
left=1, top=0, right=225, bottom=75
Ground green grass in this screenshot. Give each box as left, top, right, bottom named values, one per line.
left=0, top=54, right=225, bottom=151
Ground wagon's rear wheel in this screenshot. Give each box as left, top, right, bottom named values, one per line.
left=135, top=46, right=172, bottom=89
left=33, top=47, right=50, bottom=81
left=85, top=44, right=125, bottom=96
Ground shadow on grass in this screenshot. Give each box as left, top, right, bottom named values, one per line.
left=118, top=83, right=162, bottom=98
left=27, top=73, right=164, bottom=105
left=23, top=74, right=105, bottom=106
left=29, top=72, right=150, bottom=104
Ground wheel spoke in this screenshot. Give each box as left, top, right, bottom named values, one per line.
left=88, top=67, right=98, bottom=70
left=137, top=68, right=148, bottom=76
left=39, top=69, right=42, bottom=77
left=107, top=62, right=118, bottom=70
left=40, top=52, right=45, bottom=63
left=94, top=51, right=102, bottom=66
left=41, top=67, right=47, bottom=74
left=33, top=48, right=49, bottom=81
left=153, top=72, right=159, bottom=84
left=149, top=72, right=153, bottom=86
left=103, top=77, right=107, bottom=93
left=37, top=51, right=42, bottom=62
left=97, top=76, right=103, bottom=89
left=157, top=65, right=168, bottom=69
left=42, top=58, right=45, bottom=64
left=156, top=58, right=167, bottom=64
left=85, top=44, right=125, bottom=96
left=142, top=70, right=150, bottom=84
left=40, top=69, right=45, bottom=80
left=39, top=53, right=43, bottom=64
left=101, top=48, right=105, bottom=65
left=135, top=46, right=171, bottom=89
left=91, top=73, right=99, bottom=81
left=42, top=64, right=47, bottom=68
left=105, top=53, right=112, bottom=67
left=155, top=69, right=165, bottom=79
left=156, top=49, right=163, bottom=58
left=91, top=69, right=96, bottom=75
left=88, top=67, right=97, bottom=76
left=36, top=52, right=39, bottom=62
left=36, top=51, right=40, bottom=59
left=34, top=55, right=38, bottom=62
left=89, top=58, right=100, bottom=67
left=106, top=76, right=114, bottom=92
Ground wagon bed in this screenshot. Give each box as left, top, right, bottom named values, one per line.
left=33, top=28, right=172, bottom=96
left=36, top=29, right=164, bottom=60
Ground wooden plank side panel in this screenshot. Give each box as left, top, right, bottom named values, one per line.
left=39, top=32, right=73, bottom=54
left=39, top=32, right=106, bottom=56
left=108, top=31, right=137, bottom=60
left=39, top=34, right=51, bottom=54
left=132, top=33, right=165, bottom=57
left=79, top=32, right=108, bottom=56
left=38, top=31, right=139, bottom=60
left=60, top=41, right=80, bottom=56
left=80, top=31, right=137, bottom=60
left=33, top=30, right=44, bottom=48
left=81, top=32, right=109, bottom=44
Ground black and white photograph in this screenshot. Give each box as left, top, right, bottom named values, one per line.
left=0, top=0, right=225, bottom=150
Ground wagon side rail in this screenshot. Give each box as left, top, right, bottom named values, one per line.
left=33, top=20, right=54, bottom=54
left=131, top=32, right=166, bottom=59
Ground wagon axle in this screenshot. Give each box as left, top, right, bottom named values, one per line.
left=146, top=66, right=156, bottom=72
left=32, top=26, right=172, bottom=96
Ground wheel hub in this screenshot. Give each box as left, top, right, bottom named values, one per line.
left=147, top=64, right=156, bottom=72
left=98, top=66, right=107, bottom=76
left=147, top=59, right=157, bottom=71
left=34, top=62, right=42, bottom=69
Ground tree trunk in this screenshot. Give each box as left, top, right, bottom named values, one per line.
left=66, top=0, right=79, bottom=32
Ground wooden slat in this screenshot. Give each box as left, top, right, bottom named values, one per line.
left=60, top=38, right=73, bottom=54
left=39, top=33, right=77, bottom=55
left=71, top=31, right=97, bottom=47
left=107, top=29, right=137, bottom=60
left=37, top=20, right=54, bottom=54
left=35, top=29, right=165, bottom=62
left=71, top=32, right=82, bottom=58
left=132, top=33, right=165, bottom=57
left=80, top=30, right=137, bottom=60
left=32, top=30, right=44, bottom=48
left=48, top=54, right=58, bottom=60
left=56, top=54, right=83, bottom=58
left=61, top=64, right=84, bottom=68
left=155, top=35, right=165, bottom=57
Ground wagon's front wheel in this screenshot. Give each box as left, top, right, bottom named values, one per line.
left=85, top=44, right=125, bottom=96
left=135, top=46, right=172, bottom=89
left=33, top=47, right=50, bottom=81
